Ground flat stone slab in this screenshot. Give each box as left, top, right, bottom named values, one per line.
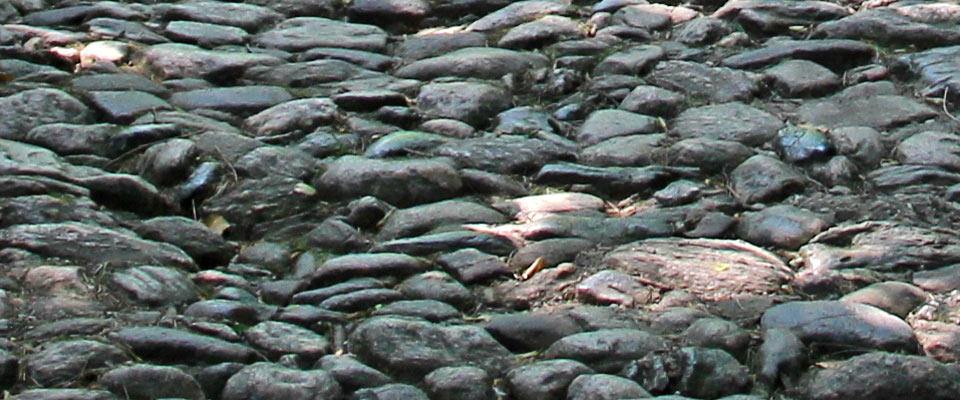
left=395, top=47, right=550, bottom=80
left=796, top=353, right=960, bottom=400
left=894, top=45, right=960, bottom=105
left=670, top=102, right=783, bottom=146
left=170, top=86, right=292, bottom=116
left=795, top=82, right=936, bottom=130
left=87, top=91, right=171, bottom=124
left=314, top=155, right=462, bottom=207
left=603, top=238, right=793, bottom=301
left=812, top=8, right=960, bottom=49
left=0, top=88, right=90, bottom=141
left=253, top=17, right=388, bottom=52
left=138, top=43, right=283, bottom=81
left=108, top=327, right=260, bottom=365
left=0, top=222, right=197, bottom=270
left=896, top=131, right=960, bottom=172
left=647, top=60, right=761, bottom=103
left=721, top=39, right=875, bottom=71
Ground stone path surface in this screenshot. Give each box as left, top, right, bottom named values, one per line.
left=3, top=0, right=960, bottom=399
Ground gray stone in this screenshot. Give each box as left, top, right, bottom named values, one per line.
left=371, top=299, right=461, bottom=322
left=764, top=59, right=841, bottom=98
left=813, top=8, right=960, bottom=49
left=138, top=43, right=283, bottom=81
left=436, top=248, right=513, bottom=284
left=683, top=318, right=751, bottom=359
left=300, top=47, right=395, bottom=71
left=755, top=328, right=806, bottom=388
left=736, top=205, right=832, bottom=250
left=253, top=17, right=388, bottom=52
left=99, top=364, right=204, bottom=400
left=668, top=138, right=753, bottom=173
left=319, top=288, right=405, bottom=312
left=761, top=301, right=919, bottom=353
left=840, top=281, right=929, bottom=319
left=201, top=176, right=318, bottom=239
left=26, top=340, right=130, bottom=387
left=897, top=131, right=960, bottom=172
left=71, top=73, right=169, bottom=97
left=133, top=216, right=236, bottom=267
left=648, top=60, right=761, bottom=103
left=593, top=45, right=665, bottom=76
left=485, top=312, right=582, bottom=352
left=713, top=0, right=850, bottom=36
left=394, top=31, right=488, bottom=61
left=170, top=86, right=293, bottom=117
left=221, top=362, right=341, bottom=400
left=567, top=374, right=651, bottom=400
left=164, top=21, right=248, bottom=48
left=309, top=253, right=429, bottom=285
left=349, top=316, right=513, bottom=380
left=580, top=134, right=665, bottom=167
left=0, top=222, right=196, bottom=270
left=578, top=109, right=660, bottom=146
left=729, top=155, right=806, bottom=204
left=676, top=17, right=731, bottom=46
left=676, top=347, right=750, bottom=399
left=505, top=359, right=594, bottom=400
left=348, top=0, right=430, bottom=25
left=416, top=81, right=511, bottom=128
left=85, top=17, right=169, bottom=44
left=352, top=384, right=430, bottom=400
left=796, top=352, right=960, bottom=400
left=235, top=146, right=318, bottom=180
left=244, top=59, right=381, bottom=88
left=467, top=1, right=568, bottom=31
left=365, top=131, right=451, bottom=158
left=159, top=1, right=281, bottom=32
left=0, top=88, right=91, bottom=141
left=670, top=102, right=783, bottom=146
left=87, top=91, right=171, bottom=124
left=244, top=321, right=329, bottom=363
left=423, top=366, right=494, bottom=400
left=544, top=329, right=668, bottom=372
left=315, top=156, right=461, bottom=207
left=619, top=85, right=685, bottom=117
left=108, top=327, right=260, bottom=364
left=796, top=82, right=936, bottom=130
left=372, top=230, right=515, bottom=257
left=498, top=15, right=582, bottom=49
left=721, top=39, right=875, bottom=71
left=8, top=390, right=118, bottom=400
left=111, top=266, right=199, bottom=307
left=436, top=135, right=575, bottom=174
left=316, top=354, right=393, bottom=392
left=826, top=127, right=884, bottom=169
left=0, top=195, right=117, bottom=229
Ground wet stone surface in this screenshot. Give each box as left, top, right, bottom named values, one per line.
left=1, top=0, right=960, bottom=399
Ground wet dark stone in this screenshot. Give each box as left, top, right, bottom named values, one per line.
left=721, top=39, right=875, bottom=72
left=676, top=347, right=750, bottom=399
left=108, top=327, right=261, bottom=365
left=170, top=86, right=293, bottom=117
left=485, top=312, right=582, bottom=352
left=812, top=8, right=960, bottom=49
left=436, top=248, right=513, bottom=284
left=315, top=156, right=461, bottom=208
left=435, top=135, right=576, bottom=174
left=133, top=216, right=236, bottom=267
left=764, top=59, right=841, bottom=98
left=593, top=45, right=664, bottom=76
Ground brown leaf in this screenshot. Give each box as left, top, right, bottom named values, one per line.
left=203, top=214, right=231, bottom=236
